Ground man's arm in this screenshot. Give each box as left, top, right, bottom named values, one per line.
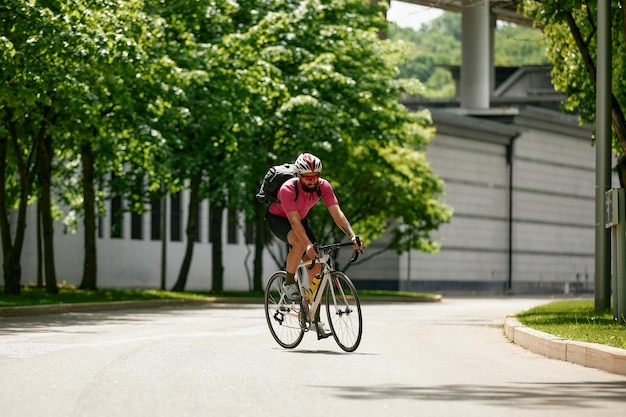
left=327, top=204, right=362, bottom=250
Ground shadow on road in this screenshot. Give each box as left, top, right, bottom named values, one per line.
left=315, top=381, right=626, bottom=408
left=281, top=348, right=380, bottom=356
left=0, top=304, right=258, bottom=335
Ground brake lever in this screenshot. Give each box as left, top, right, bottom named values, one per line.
left=308, top=243, right=320, bottom=270
left=349, top=237, right=363, bottom=263
left=349, top=249, right=363, bottom=263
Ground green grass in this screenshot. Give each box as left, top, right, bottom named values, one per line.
left=516, top=299, right=626, bottom=350
left=0, top=286, right=264, bottom=308
left=0, top=286, right=436, bottom=308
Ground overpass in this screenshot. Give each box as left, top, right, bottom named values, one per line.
left=392, top=0, right=529, bottom=111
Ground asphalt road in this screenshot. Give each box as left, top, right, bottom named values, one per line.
left=1, top=297, right=625, bottom=417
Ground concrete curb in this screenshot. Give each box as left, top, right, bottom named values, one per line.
left=504, top=316, right=626, bottom=376
left=0, top=298, right=247, bottom=317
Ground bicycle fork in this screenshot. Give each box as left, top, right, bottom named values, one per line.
left=327, top=275, right=353, bottom=317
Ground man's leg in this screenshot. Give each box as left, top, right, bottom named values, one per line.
left=284, top=234, right=304, bottom=284
left=282, top=231, right=307, bottom=300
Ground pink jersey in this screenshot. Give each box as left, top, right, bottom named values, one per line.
left=267, top=178, right=338, bottom=219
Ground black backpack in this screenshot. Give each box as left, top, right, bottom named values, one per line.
left=256, top=163, right=320, bottom=205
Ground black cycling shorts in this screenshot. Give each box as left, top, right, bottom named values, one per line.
left=266, top=211, right=317, bottom=245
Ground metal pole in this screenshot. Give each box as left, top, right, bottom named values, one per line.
left=407, top=248, right=411, bottom=292
left=615, top=190, right=626, bottom=322
left=160, top=179, right=167, bottom=290
left=507, top=141, right=515, bottom=291
left=595, top=0, right=612, bottom=310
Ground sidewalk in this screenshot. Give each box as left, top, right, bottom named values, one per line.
left=504, top=316, right=626, bottom=376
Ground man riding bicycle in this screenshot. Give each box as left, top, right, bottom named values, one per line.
left=266, top=152, right=363, bottom=339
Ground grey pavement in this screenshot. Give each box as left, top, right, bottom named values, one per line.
left=1, top=296, right=625, bottom=417
left=1, top=295, right=626, bottom=376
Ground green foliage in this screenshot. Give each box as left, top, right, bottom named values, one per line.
left=0, top=286, right=211, bottom=306
left=388, top=11, right=549, bottom=98
left=2, top=0, right=171, bottom=214
left=495, top=22, right=550, bottom=66
left=1, top=0, right=454, bottom=289
left=227, top=0, right=451, bottom=255
left=522, top=0, right=626, bottom=155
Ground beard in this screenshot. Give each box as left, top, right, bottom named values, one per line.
left=301, top=181, right=319, bottom=193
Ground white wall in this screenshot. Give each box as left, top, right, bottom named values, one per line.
left=399, top=109, right=602, bottom=293
left=13, top=196, right=276, bottom=292
left=399, top=133, right=511, bottom=290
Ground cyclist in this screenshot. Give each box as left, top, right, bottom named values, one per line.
left=266, top=152, right=363, bottom=339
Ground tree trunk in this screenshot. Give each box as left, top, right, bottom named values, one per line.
left=36, top=201, right=43, bottom=287
left=611, top=96, right=626, bottom=155
left=209, top=198, right=225, bottom=292
left=253, top=202, right=266, bottom=292
left=80, top=140, right=98, bottom=290
left=0, top=109, right=40, bottom=295
left=39, top=133, right=58, bottom=294
left=171, top=171, right=201, bottom=292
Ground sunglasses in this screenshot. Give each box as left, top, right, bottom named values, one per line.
left=301, top=173, right=320, bottom=180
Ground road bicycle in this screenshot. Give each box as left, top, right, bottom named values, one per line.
left=263, top=242, right=363, bottom=352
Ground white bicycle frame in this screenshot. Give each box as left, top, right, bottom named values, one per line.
left=293, top=252, right=338, bottom=329
left=265, top=240, right=362, bottom=351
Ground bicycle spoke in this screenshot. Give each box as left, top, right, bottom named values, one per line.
left=326, top=272, right=362, bottom=352
left=264, top=272, right=305, bottom=349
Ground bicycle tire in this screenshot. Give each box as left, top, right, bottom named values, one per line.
left=264, top=271, right=305, bottom=349
left=325, top=271, right=362, bottom=352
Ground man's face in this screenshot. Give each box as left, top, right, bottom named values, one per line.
left=299, top=173, right=320, bottom=192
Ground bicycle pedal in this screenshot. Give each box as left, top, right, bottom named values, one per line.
left=317, top=331, right=332, bottom=340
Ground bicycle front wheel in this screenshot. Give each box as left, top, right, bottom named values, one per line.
left=264, top=271, right=305, bottom=349
left=325, top=271, right=362, bottom=352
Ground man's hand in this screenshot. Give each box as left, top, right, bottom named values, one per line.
left=351, top=235, right=363, bottom=251
left=305, top=243, right=319, bottom=259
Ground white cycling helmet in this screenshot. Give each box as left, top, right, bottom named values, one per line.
left=294, top=153, right=322, bottom=174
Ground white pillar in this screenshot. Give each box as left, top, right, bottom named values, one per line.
left=460, top=0, right=492, bottom=110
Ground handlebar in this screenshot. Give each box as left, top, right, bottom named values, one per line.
left=308, top=238, right=363, bottom=269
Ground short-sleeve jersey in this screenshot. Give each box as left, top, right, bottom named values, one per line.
left=267, top=178, right=338, bottom=219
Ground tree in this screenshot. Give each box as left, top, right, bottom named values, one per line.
left=522, top=0, right=626, bottom=154
left=231, top=0, right=452, bottom=281
left=495, top=22, right=549, bottom=66
left=2, top=0, right=176, bottom=293
left=145, top=0, right=257, bottom=292
left=2, top=0, right=452, bottom=295
left=1, top=1, right=55, bottom=294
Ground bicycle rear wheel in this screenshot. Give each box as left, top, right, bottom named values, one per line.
left=264, top=271, right=305, bottom=349
left=325, top=271, right=362, bottom=352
